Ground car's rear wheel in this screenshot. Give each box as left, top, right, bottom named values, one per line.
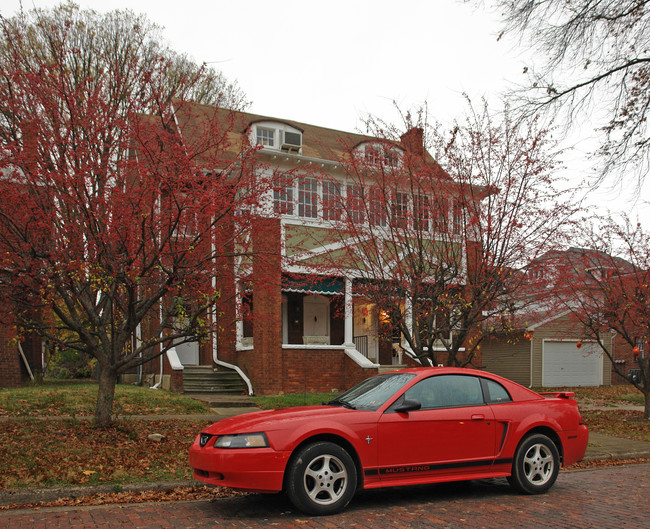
left=509, top=433, right=560, bottom=494
left=285, top=441, right=357, bottom=515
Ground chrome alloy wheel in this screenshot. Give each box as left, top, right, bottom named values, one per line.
left=523, top=442, right=555, bottom=486
left=303, top=453, right=349, bottom=505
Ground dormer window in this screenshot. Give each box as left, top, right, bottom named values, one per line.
left=257, top=127, right=275, bottom=147
left=251, top=121, right=303, bottom=154
left=356, top=142, right=402, bottom=168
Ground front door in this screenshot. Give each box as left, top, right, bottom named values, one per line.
left=303, top=295, right=329, bottom=341
left=175, top=341, right=199, bottom=366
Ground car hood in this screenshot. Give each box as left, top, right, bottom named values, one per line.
left=201, top=405, right=363, bottom=435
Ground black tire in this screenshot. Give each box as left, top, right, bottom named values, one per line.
left=285, top=441, right=357, bottom=515
left=508, top=433, right=560, bottom=494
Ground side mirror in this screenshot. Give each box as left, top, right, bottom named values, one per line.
left=393, top=398, right=422, bottom=413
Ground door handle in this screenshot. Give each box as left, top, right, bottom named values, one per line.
left=471, top=414, right=485, bottom=421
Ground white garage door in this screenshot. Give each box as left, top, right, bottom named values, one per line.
left=542, top=341, right=602, bottom=387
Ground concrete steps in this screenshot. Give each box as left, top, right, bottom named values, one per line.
left=379, top=364, right=407, bottom=373
left=182, top=366, right=247, bottom=395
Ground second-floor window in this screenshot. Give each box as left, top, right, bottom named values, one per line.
left=367, top=187, right=387, bottom=227
left=433, top=198, right=449, bottom=233
left=392, top=192, right=409, bottom=228
left=274, top=177, right=294, bottom=215
left=298, top=177, right=318, bottom=218
left=323, top=181, right=342, bottom=221
left=452, top=200, right=462, bottom=235
left=414, top=195, right=430, bottom=232
left=346, top=184, right=364, bottom=223
left=270, top=177, right=459, bottom=239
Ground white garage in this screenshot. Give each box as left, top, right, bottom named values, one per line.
left=542, top=340, right=603, bottom=387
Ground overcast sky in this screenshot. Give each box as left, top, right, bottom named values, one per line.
left=2, top=0, right=648, bottom=224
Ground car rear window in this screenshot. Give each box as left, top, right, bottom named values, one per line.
left=483, top=379, right=512, bottom=404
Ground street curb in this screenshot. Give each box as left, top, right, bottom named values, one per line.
left=0, top=480, right=200, bottom=507
left=582, top=451, right=650, bottom=463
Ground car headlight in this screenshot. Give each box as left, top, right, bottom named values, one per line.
left=215, top=432, right=269, bottom=448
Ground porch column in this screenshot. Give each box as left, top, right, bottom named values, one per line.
left=344, top=277, right=355, bottom=348
left=404, top=295, right=413, bottom=339
left=402, top=294, right=413, bottom=364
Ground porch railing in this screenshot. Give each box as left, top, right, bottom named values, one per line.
left=354, top=335, right=369, bottom=358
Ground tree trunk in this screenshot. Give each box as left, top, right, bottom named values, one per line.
left=95, top=366, right=118, bottom=425
left=644, top=391, right=650, bottom=421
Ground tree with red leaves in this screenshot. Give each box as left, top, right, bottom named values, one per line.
left=0, top=4, right=265, bottom=424
left=547, top=218, right=650, bottom=419
left=308, top=100, right=576, bottom=368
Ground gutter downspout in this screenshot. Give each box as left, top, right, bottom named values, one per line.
left=149, top=306, right=165, bottom=389
left=212, top=340, right=254, bottom=396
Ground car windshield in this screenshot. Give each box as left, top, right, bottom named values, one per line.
left=327, top=373, right=415, bottom=411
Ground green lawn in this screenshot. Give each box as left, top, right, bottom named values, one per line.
left=251, top=392, right=339, bottom=409
left=0, top=380, right=210, bottom=417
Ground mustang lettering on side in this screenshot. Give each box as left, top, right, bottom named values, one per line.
left=189, top=367, right=589, bottom=515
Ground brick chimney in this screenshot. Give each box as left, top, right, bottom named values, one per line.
left=400, top=127, right=424, bottom=156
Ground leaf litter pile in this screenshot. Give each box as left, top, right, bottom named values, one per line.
left=0, top=419, right=208, bottom=490
left=0, top=417, right=249, bottom=510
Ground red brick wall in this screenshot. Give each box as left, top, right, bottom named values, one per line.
left=237, top=346, right=377, bottom=395
left=251, top=216, right=283, bottom=393
left=282, top=348, right=376, bottom=394
left=0, top=318, right=22, bottom=388
left=0, top=307, right=44, bottom=387
left=215, top=211, right=237, bottom=366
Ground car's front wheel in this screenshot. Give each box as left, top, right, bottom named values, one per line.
left=285, top=441, right=357, bottom=515
left=509, top=433, right=560, bottom=494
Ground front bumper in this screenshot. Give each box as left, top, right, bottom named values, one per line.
left=189, top=438, right=291, bottom=493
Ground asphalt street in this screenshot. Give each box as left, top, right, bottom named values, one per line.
left=1, top=463, right=648, bottom=528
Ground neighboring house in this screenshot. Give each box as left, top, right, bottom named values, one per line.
left=482, top=247, right=635, bottom=387
left=0, top=301, right=42, bottom=387
left=124, top=103, right=477, bottom=395
left=482, top=311, right=613, bottom=388
left=0, top=167, right=44, bottom=388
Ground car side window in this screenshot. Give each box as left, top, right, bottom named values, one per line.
left=404, top=375, right=485, bottom=409
left=483, top=379, right=512, bottom=404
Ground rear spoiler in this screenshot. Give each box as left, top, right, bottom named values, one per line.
left=539, top=392, right=576, bottom=399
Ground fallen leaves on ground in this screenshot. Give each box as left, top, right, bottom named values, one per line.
left=0, top=419, right=209, bottom=489
left=0, top=485, right=243, bottom=511
left=582, top=409, right=650, bottom=441
left=567, top=458, right=650, bottom=470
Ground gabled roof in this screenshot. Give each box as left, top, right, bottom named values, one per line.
left=530, top=247, right=634, bottom=273
left=172, top=100, right=450, bottom=178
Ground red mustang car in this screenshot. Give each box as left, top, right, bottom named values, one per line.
left=189, top=368, right=588, bottom=515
